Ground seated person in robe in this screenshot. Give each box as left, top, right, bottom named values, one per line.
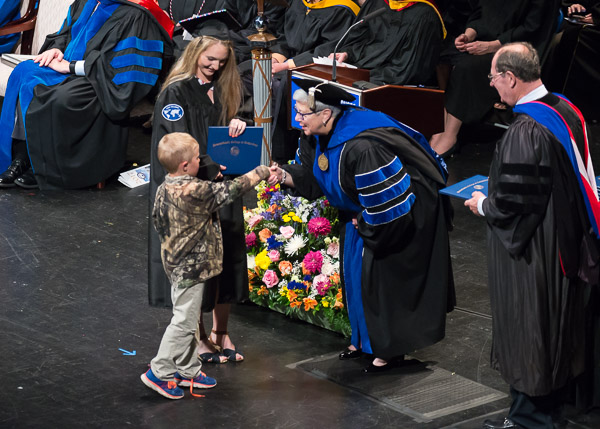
left=0, top=0, right=173, bottom=190
left=270, top=0, right=359, bottom=73
left=317, top=0, right=446, bottom=86
left=543, top=1, right=600, bottom=121
left=0, top=0, right=20, bottom=53
left=429, top=0, right=561, bottom=157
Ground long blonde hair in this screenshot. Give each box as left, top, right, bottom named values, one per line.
left=161, top=36, right=242, bottom=126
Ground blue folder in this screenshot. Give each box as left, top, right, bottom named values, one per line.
left=206, top=126, right=263, bottom=175
left=439, top=175, right=489, bottom=200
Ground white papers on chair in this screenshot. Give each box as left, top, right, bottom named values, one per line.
left=118, top=164, right=150, bottom=188
left=312, top=56, right=357, bottom=69
left=1, top=54, right=36, bottom=68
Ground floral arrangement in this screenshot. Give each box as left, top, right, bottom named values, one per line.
left=244, top=182, right=350, bottom=337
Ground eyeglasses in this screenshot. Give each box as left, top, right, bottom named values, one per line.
left=487, top=71, right=505, bottom=83
left=293, top=106, right=320, bottom=120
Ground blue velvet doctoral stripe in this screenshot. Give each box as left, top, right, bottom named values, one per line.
left=359, top=173, right=410, bottom=208
left=112, top=70, right=158, bottom=86
left=64, top=0, right=120, bottom=62
left=110, top=54, right=162, bottom=70
left=363, top=193, right=416, bottom=225
left=343, top=223, right=372, bottom=354
left=113, top=37, right=164, bottom=53
left=355, top=156, right=403, bottom=189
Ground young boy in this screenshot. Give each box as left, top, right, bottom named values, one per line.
left=141, top=132, right=269, bottom=399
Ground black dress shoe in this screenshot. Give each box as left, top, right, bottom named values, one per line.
left=14, top=169, right=38, bottom=189
left=482, top=417, right=518, bottom=429
left=339, top=348, right=362, bottom=360
left=0, top=158, right=29, bottom=188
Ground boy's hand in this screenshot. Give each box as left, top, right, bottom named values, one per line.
left=255, top=165, right=270, bottom=180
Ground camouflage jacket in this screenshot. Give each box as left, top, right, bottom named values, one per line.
left=152, top=170, right=263, bottom=288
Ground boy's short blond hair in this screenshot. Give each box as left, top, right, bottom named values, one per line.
left=157, top=132, right=198, bottom=173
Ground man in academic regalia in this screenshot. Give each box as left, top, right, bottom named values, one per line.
left=0, top=0, right=21, bottom=53
left=465, top=42, right=600, bottom=429
left=0, top=0, right=173, bottom=190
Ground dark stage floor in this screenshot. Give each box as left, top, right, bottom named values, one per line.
left=1, top=122, right=599, bottom=429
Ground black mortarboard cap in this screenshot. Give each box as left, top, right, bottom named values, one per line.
left=179, top=9, right=242, bottom=39
left=292, top=78, right=355, bottom=110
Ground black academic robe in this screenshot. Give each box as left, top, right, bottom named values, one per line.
left=543, top=1, right=600, bottom=121
left=158, top=0, right=222, bottom=57
left=445, top=0, right=560, bottom=123
left=284, top=122, right=455, bottom=359
left=314, top=0, right=443, bottom=85
left=272, top=0, right=357, bottom=65
left=149, top=77, right=248, bottom=310
left=21, top=0, right=172, bottom=189
left=221, top=0, right=287, bottom=64
left=482, top=94, right=594, bottom=396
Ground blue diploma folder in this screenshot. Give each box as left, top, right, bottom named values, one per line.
left=439, top=175, right=489, bottom=200
left=206, top=126, right=263, bottom=175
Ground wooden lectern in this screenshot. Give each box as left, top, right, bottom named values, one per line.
left=289, top=64, right=444, bottom=138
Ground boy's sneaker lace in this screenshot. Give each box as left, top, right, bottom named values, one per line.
left=174, top=371, right=217, bottom=389
left=140, top=369, right=184, bottom=400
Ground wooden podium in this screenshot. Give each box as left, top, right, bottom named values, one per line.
left=289, top=64, right=444, bottom=138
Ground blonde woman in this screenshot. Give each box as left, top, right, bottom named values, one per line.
left=149, top=35, right=248, bottom=364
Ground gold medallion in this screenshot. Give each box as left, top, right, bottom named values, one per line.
left=318, top=153, right=329, bottom=171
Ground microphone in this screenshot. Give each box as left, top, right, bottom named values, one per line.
left=331, top=7, right=388, bottom=82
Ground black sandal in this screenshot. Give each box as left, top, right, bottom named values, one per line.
left=212, top=330, right=244, bottom=362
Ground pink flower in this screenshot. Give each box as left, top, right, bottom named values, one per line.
left=262, top=270, right=279, bottom=288
left=279, top=225, right=295, bottom=239
left=247, top=214, right=264, bottom=229
left=267, top=250, right=280, bottom=263
left=307, top=217, right=331, bottom=237
left=302, top=250, right=323, bottom=274
left=245, top=232, right=257, bottom=247
left=327, top=241, right=339, bottom=258
left=313, top=274, right=331, bottom=296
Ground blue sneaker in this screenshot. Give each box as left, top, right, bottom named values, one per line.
left=141, top=369, right=184, bottom=399
left=174, top=371, right=217, bottom=389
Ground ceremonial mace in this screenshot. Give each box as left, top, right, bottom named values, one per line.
left=247, top=0, right=278, bottom=166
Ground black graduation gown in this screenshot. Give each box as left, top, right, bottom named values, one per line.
left=482, top=95, right=593, bottom=396
left=314, top=0, right=443, bottom=86
left=149, top=77, right=248, bottom=309
left=22, top=0, right=172, bottom=189
left=445, top=0, right=560, bottom=123
left=158, top=0, right=222, bottom=57
left=543, top=1, right=600, bottom=121
left=221, top=0, right=287, bottom=64
left=284, top=124, right=455, bottom=359
left=271, top=0, right=357, bottom=65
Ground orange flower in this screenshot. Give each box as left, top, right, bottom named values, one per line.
left=336, top=290, right=343, bottom=301
left=329, top=272, right=340, bottom=285
left=287, top=290, right=298, bottom=301
left=258, top=228, right=273, bottom=242
left=257, top=286, right=269, bottom=296
left=267, top=204, right=279, bottom=214
left=248, top=269, right=256, bottom=281
left=303, top=298, right=318, bottom=311
left=249, top=285, right=253, bottom=292
left=290, top=300, right=302, bottom=308
left=333, top=300, right=344, bottom=309
left=302, top=264, right=311, bottom=276
left=279, top=261, right=293, bottom=276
